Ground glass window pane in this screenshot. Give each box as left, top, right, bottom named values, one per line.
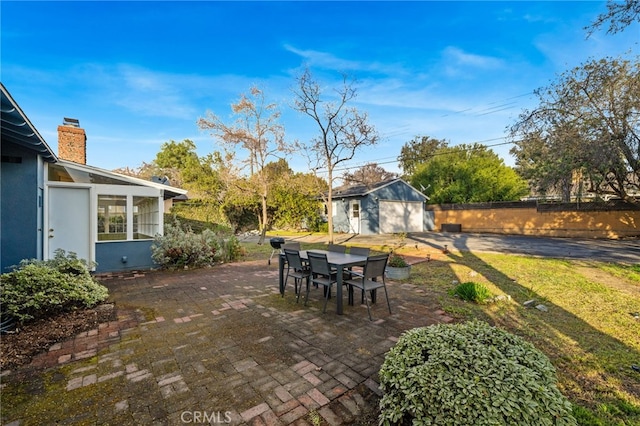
left=133, top=196, right=159, bottom=240
left=98, top=195, right=127, bottom=241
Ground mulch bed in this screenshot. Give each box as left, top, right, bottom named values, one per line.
left=0, top=305, right=117, bottom=371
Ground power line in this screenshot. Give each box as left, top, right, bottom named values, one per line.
left=313, top=137, right=517, bottom=175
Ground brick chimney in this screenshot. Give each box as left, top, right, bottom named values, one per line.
left=57, top=118, right=86, bottom=164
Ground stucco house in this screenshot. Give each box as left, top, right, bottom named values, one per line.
left=1, top=83, right=186, bottom=273
left=330, top=178, right=434, bottom=234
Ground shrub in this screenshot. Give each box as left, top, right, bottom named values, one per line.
left=151, top=219, right=242, bottom=269
left=388, top=254, right=409, bottom=268
left=379, top=321, right=576, bottom=426
left=452, top=281, right=492, bottom=303
left=0, top=250, right=109, bottom=324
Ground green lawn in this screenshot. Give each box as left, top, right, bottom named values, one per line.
left=242, top=239, right=640, bottom=425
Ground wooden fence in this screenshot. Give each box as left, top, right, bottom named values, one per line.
left=426, top=201, right=640, bottom=239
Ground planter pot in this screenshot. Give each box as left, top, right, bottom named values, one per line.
left=386, top=265, right=411, bottom=280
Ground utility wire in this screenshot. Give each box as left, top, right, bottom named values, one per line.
left=313, top=137, right=517, bottom=175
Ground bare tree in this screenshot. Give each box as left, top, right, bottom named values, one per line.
left=509, top=56, right=640, bottom=202
left=293, top=68, right=379, bottom=242
left=586, top=0, right=640, bottom=37
left=198, top=86, right=291, bottom=243
left=342, top=163, right=396, bottom=186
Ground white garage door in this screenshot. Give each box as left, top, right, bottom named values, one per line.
left=379, top=201, right=424, bottom=233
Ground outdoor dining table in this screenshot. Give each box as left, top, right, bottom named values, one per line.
left=278, top=249, right=368, bottom=315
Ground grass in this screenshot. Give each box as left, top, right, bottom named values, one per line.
left=243, top=237, right=640, bottom=425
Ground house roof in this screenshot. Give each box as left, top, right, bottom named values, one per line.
left=54, top=159, right=188, bottom=199
left=1, top=83, right=57, bottom=162
left=332, top=178, right=428, bottom=200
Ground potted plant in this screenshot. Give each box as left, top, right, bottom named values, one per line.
left=386, top=253, right=411, bottom=280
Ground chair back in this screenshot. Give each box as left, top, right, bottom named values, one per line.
left=307, top=252, right=333, bottom=277
left=282, top=242, right=301, bottom=251
left=349, top=247, right=370, bottom=257
left=364, top=254, right=389, bottom=280
left=327, top=244, right=347, bottom=253
left=284, top=249, right=305, bottom=271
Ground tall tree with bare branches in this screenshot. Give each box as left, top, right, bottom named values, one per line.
left=586, top=0, right=640, bottom=37
left=293, top=68, right=379, bottom=242
left=198, top=86, right=291, bottom=243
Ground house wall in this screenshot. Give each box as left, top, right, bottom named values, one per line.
left=1, top=143, right=42, bottom=271
left=427, top=202, right=639, bottom=239
left=95, top=240, right=155, bottom=272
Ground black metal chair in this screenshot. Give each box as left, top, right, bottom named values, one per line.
left=344, top=254, right=392, bottom=320
left=346, top=246, right=371, bottom=304
left=307, top=251, right=338, bottom=313
left=283, top=249, right=311, bottom=303
left=327, top=244, right=347, bottom=253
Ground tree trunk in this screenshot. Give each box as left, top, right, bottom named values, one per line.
left=327, top=172, right=334, bottom=244
left=258, top=194, right=269, bottom=245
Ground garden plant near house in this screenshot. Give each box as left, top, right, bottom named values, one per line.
left=0, top=250, right=109, bottom=324
left=151, top=219, right=241, bottom=269
left=378, top=320, right=576, bottom=425
left=387, top=254, right=409, bottom=268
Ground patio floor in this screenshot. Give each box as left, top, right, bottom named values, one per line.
left=2, top=258, right=453, bottom=425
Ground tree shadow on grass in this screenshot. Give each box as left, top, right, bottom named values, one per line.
left=407, top=233, right=640, bottom=418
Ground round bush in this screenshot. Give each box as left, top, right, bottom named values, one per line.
left=379, top=320, right=576, bottom=425
left=0, top=250, right=109, bottom=324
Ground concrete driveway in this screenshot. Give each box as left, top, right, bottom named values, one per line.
left=252, top=232, right=640, bottom=265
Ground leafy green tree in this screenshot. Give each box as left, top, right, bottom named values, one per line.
left=410, top=144, right=529, bottom=204
left=509, top=56, right=640, bottom=202
left=293, top=68, right=379, bottom=243
left=267, top=160, right=328, bottom=230
left=398, top=136, right=449, bottom=177
left=114, top=139, right=223, bottom=200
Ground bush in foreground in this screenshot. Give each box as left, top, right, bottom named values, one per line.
left=0, top=250, right=109, bottom=324
left=379, top=320, right=576, bottom=425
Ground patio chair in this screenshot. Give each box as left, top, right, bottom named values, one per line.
left=283, top=249, right=311, bottom=303
left=344, top=254, right=392, bottom=321
left=327, top=244, right=347, bottom=253
left=346, top=246, right=371, bottom=303
left=307, top=251, right=339, bottom=313
left=281, top=242, right=301, bottom=271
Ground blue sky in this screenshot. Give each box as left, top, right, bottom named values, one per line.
left=2, top=1, right=638, bottom=178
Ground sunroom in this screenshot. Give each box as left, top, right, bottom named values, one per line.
left=46, top=160, right=186, bottom=272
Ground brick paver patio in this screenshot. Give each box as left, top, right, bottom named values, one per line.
left=2, top=258, right=452, bottom=425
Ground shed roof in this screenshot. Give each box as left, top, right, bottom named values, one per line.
left=1, top=83, right=57, bottom=162
left=332, top=178, right=428, bottom=200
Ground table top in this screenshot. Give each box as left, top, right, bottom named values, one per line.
left=299, top=250, right=367, bottom=268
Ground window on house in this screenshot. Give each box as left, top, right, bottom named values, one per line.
left=352, top=202, right=360, bottom=218
left=97, top=195, right=127, bottom=241
left=133, top=196, right=159, bottom=239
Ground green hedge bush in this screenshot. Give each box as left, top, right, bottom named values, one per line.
left=379, top=320, right=576, bottom=426
left=0, top=250, right=109, bottom=324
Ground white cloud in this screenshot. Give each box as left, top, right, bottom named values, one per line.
left=441, top=46, right=505, bottom=74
